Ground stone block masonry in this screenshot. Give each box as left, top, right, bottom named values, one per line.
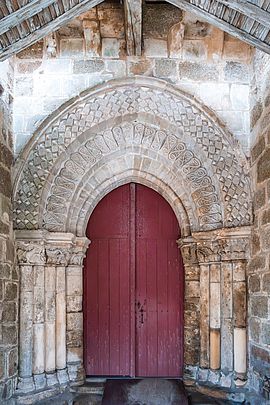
left=0, top=60, right=18, bottom=401
left=249, top=50, right=270, bottom=398
left=12, top=3, right=252, bottom=156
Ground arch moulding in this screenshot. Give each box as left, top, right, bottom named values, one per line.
left=13, top=77, right=252, bottom=396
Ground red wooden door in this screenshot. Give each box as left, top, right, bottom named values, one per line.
left=84, top=183, right=183, bottom=377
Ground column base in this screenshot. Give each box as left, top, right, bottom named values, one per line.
left=57, top=368, right=69, bottom=385
left=34, top=373, right=46, bottom=390
left=46, top=372, right=58, bottom=387
left=67, top=363, right=85, bottom=386
left=16, top=376, right=35, bottom=394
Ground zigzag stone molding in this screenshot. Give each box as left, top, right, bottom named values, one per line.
left=13, top=77, right=251, bottom=233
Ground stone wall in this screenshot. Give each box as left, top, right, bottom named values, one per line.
left=249, top=50, right=270, bottom=398
left=0, top=59, right=17, bottom=401
left=13, top=2, right=252, bottom=156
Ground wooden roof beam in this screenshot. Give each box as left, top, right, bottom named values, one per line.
left=124, top=0, right=142, bottom=56
left=167, top=0, right=270, bottom=55
left=0, top=0, right=57, bottom=36
left=0, top=0, right=104, bottom=61
left=217, top=0, right=270, bottom=30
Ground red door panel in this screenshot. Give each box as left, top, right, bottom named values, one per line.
left=84, top=186, right=131, bottom=376
left=135, top=185, right=183, bottom=377
left=84, top=183, right=184, bottom=377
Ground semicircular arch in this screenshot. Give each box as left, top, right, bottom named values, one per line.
left=13, top=76, right=252, bottom=235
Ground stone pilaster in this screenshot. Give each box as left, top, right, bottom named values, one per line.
left=45, top=233, right=74, bottom=386
left=16, top=231, right=46, bottom=394
left=66, top=237, right=90, bottom=385
left=179, top=226, right=250, bottom=388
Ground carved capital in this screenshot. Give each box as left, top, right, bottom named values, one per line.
left=177, top=238, right=198, bottom=265
left=16, top=241, right=46, bottom=265
left=69, top=237, right=91, bottom=266
left=45, top=247, right=71, bottom=266
left=193, top=227, right=251, bottom=263
left=179, top=227, right=251, bottom=265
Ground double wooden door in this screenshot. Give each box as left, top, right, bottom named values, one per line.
left=84, top=183, right=184, bottom=377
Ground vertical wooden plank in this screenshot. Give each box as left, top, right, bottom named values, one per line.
left=135, top=239, right=147, bottom=376
left=129, top=183, right=136, bottom=377
left=146, top=238, right=158, bottom=375
left=98, top=239, right=109, bottom=374
left=109, top=238, right=120, bottom=375
left=119, top=238, right=130, bottom=375
left=157, top=238, right=168, bottom=376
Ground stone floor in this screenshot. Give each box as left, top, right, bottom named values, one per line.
left=38, top=379, right=231, bottom=405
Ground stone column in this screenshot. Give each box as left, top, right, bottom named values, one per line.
left=180, top=227, right=250, bottom=388
left=66, top=237, right=90, bottom=385
left=45, top=233, right=74, bottom=386
left=177, top=238, right=200, bottom=381
left=16, top=231, right=46, bottom=393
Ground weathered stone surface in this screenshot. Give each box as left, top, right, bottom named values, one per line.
left=168, top=22, right=185, bottom=58
left=262, top=273, right=270, bottom=293
left=179, top=62, right=219, bottom=81
left=4, top=282, right=17, bottom=301
left=257, top=147, right=270, bottom=183
left=73, top=59, right=104, bottom=74
left=247, top=255, right=266, bottom=273
left=0, top=167, right=11, bottom=198
left=128, top=59, right=153, bottom=75
left=143, top=3, right=182, bottom=40
left=261, top=208, right=270, bottom=225
left=261, top=225, right=270, bottom=251
left=1, top=302, right=17, bottom=322
left=261, top=323, right=270, bottom=345
left=251, top=296, right=268, bottom=318
left=155, top=59, right=177, bottom=78
left=254, top=187, right=266, bottom=210
left=224, top=62, right=249, bottom=83
left=251, top=101, right=263, bottom=128
left=249, top=317, right=261, bottom=342
left=250, top=344, right=270, bottom=375
left=251, top=136, right=265, bottom=162
left=233, top=282, right=246, bottom=328
left=97, top=3, right=125, bottom=39
left=248, top=275, right=260, bottom=293
left=17, top=41, right=43, bottom=59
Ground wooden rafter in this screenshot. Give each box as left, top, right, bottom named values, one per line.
left=124, top=0, right=143, bottom=56
left=0, top=0, right=57, bottom=36
left=0, top=0, right=270, bottom=59
left=167, top=0, right=270, bottom=55
left=217, top=0, right=270, bottom=30
left=0, top=0, right=104, bottom=61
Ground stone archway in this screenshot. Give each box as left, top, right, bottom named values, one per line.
left=13, top=77, right=252, bottom=396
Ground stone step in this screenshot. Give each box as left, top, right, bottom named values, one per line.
left=74, top=382, right=105, bottom=396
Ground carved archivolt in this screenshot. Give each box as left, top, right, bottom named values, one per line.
left=43, top=121, right=223, bottom=233
left=14, top=77, right=251, bottom=234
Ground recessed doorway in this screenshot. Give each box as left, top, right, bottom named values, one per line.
left=83, top=183, right=184, bottom=377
